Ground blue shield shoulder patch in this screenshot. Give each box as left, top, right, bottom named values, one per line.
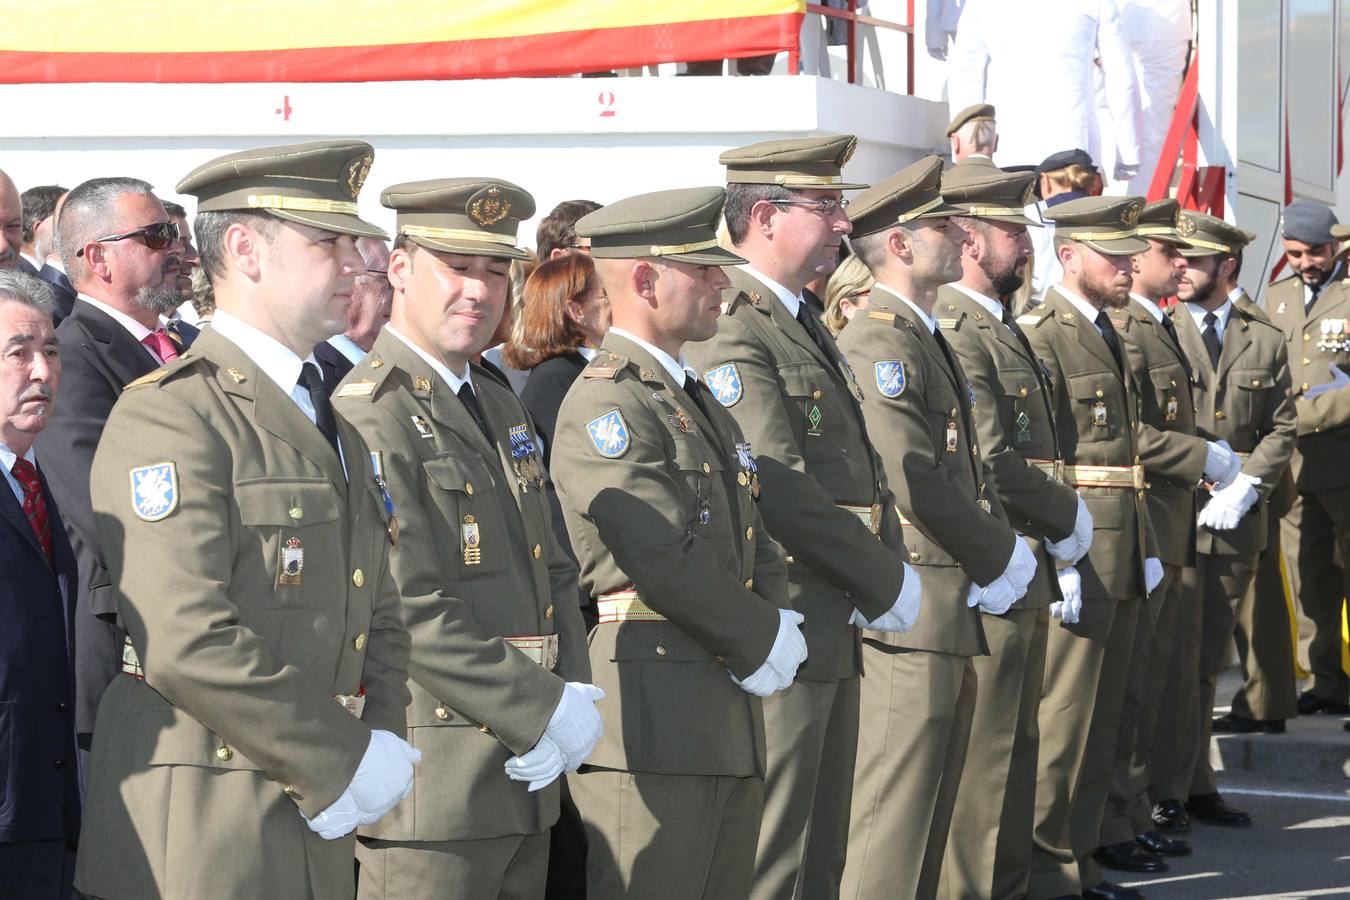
left=704, top=363, right=743, bottom=407
left=586, top=409, right=631, bottom=458
left=129, top=462, right=178, bottom=522
left=874, top=361, right=907, bottom=398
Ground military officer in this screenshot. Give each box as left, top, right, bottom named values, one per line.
left=1094, top=199, right=1244, bottom=871
left=550, top=187, right=807, bottom=899
left=834, top=157, right=1039, bottom=899
left=1018, top=196, right=1162, bottom=900
left=1267, top=200, right=1350, bottom=716
left=73, top=141, right=417, bottom=900
left=933, top=165, right=1094, bottom=900
left=947, top=102, right=1000, bottom=168
left=1170, top=211, right=1297, bottom=827
left=684, top=135, right=920, bottom=900
left=332, top=178, right=602, bottom=899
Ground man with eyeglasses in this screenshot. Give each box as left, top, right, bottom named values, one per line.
left=314, top=237, right=392, bottom=393
left=34, top=177, right=189, bottom=788
left=685, top=135, right=920, bottom=900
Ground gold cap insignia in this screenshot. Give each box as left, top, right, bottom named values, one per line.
left=1121, top=202, right=1141, bottom=228
left=1177, top=215, right=1197, bottom=237
left=345, top=154, right=373, bottom=199
left=468, top=186, right=511, bottom=227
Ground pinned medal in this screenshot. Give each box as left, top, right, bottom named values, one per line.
left=839, top=355, right=865, bottom=402
left=279, top=537, right=304, bottom=585
left=508, top=424, right=544, bottom=492
left=946, top=421, right=959, bottom=453
left=1092, top=400, right=1108, bottom=427
left=414, top=375, right=433, bottom=394
left=807, top=403, right=823, bottom=435
left=411, top=415, right=434, bottom=439
left=1165, top=395, right=1179, bottom=422
left=1015, top=411, right=1032, bottom=443
left=735, top=440, right=762, bottom=499
left=462, top=515, right=482, bottom=566
left=668, top=406, right=695, bottom=433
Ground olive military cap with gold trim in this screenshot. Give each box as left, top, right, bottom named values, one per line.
left=1044, top=195, right=1149, bottom=256
left=176, top=139, right=387, bottom=240
left=720, top=134, right=869, bottom=191
left=1176, top=209, right=1256, bottom=258
left=946, top=102, right=996, bottom=137
left=381, top=178, right=534, bottom=261
left=847, top=155, right=965, bottom=238
left=1133, top=198, right=1188, bottom=246
left=939, top=165, right=1038, bottom=226
left=575, top=186, right=746, bottom=266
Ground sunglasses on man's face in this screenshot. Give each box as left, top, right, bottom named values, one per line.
left=76, top=221, right=180, bottom=257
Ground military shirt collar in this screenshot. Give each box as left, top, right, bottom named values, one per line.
left=608, top=327, right=697, bottom=385
left=1129, top=293, right=1165, bottom=323
left=577, top=346, right=601, bottom=362
left=1305, top=260, right=1343, bottom=306
left=385, top=324, right=474, bottom=395
left=326, top=333, right=367, bottom=366
left=873, top=283, right=937, bottom=333
left=739, top=264, right=805, bottom=319
left=1054, top=285, right=1109, bottom=333
left=1186, top=298, right=1233, bottom=333
left=949, top=282, right=1004, bottom=322
left=210, top=309, right=319, bottom=401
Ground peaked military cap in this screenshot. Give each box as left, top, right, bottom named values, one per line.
left=720, top=134, right=869, bottom=190
left=1282, top=199, right=1338, bottom=244
left=176, top=140, right=387, bottom=239
left=1134, top=199, right=1187, bottom=246
left=847, top=156, right=965, bottom=238
left=939, top=165, right=1038, bottom=226
left=575, top=186, right=746, bottom=266
left=1044, top=195, right=1148, bottom=255
left=381, top=178, right=533, bottom=260
left=946, top=102, right=996, bottom=137
left=1176, top=209, right=1257, bottom=257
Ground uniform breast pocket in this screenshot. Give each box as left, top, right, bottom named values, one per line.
left=1148, top=365, right=1187, bottom=424
left=422, top=453, right=506, bottom=576
left=777, top=360, right=826, bottom=445
left=1066, top=372, right=1124, bottom=442
left=921, top=386, right=963, bottom=460
left=996, top=368, right=1042, bottom=445
left=235, top=478, right=342, bottom=609
left=671, top=433, right=729, bottom=538
left=1232, top=369, right=1275, bottom=425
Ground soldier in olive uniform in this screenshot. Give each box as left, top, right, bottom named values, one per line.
left=333, top=179, right=602, bottom=899
left=74, top=142, right=417, bottom=900
left=934, top=165, right=1095, bottom=900
left=1266, top=201, right=1350, bottom=716
left=1018, top=196, right=1162, bottom=900
left=1094, top=200, right=1245, bottom=870
left=684, top=136, right=920, bottom=900
left=836, top=157, right=1040, bottom=899
left=550, top=187, right=807, bottom=899
left=1170, top=211, right=1297, bottom=826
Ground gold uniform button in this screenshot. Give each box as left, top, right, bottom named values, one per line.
left=784, top=555, right=795, bottom=565
left=1305, top=333, right=1312, bottom=342
left=1095, top=389, right=1104, bottom=398
left=1215, top=411, right=1226, bottom=420
left=1133, top=455, right=1141, bottom=465
left=950, top=407, right=958, bottom=416
left=352, top=569, right=365, bottom=587
left=812, top=389, right=822, bottom=400
left=434, top=706, right=450, bottom=720
left=283, top=785, right=300, bottom=799
left=1251, top=379, right=1261, bottom=387
left=1303, top=357, right=1311, bottom=365
left=1019, top=387, right=1028, bottom=397
left=533, top=544, right=542, bottom=559
left=369, top=358, right=384, bottom=368
left=479, top=724, right=493, bottom=735
left=1302, top=382, right=1311, bottom=392
left=655, top=644, right=668, bottom=656
left=910, top=551, right=921, bottom=561
left=545, top=604, right=554, bottom=620
left=744, top=578, right=754, bottom=589
left=737, top=472, right=748, bottom=486
left=216, top=745, right=233, bottom=761
left=465, top=482, right=474, bottom=495
left=702, top=462, right=711, bottom=474
left=713, top=655, right=725, bottom=664
left=353, top=633, right=367, bottom=651
left=745, top=526, right=754, bottom=541
left=289, top=507, right=303, bottom=520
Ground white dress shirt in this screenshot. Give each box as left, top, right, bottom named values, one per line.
left=608, top=327, right=699, bottom=385
left=740, top=265, right=806, bottom=319
left=1129, top=293, right=1165, bottom=322
left=77, top=293, right=164, bottom=363
left=874, top=283, right=938, bottom=333
left=1055, top=285, right=1114, bottom=335
left=385, top=325, right=474, bottom=395
left=0, top=441, right=36, bottom=506
left=1186, top=298, right=1233, bottom=339
left=949, top=282, right=1007, bottom=323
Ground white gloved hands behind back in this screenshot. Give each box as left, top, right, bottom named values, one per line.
left=1197, top=473, right=1261, bottom=532
left=1144, top=557, right=1164, bottom=595
left=1046, top=495, right=1093, bottom=564
left=968, top=537, right=1037, bottom=615
left=1204, top=441, right=1241, bottom=490
left=1050, top=567, right=1083, bottom=624
left=850, top=562, right=922, bottom=633
left=302, top=729, right=422, bottom=839
left=1304, top=363, right=1350, bottom=398
left=732, top=609, right=807, bottom=697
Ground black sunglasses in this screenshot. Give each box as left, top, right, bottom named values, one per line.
left=77, top=221, right=180, bottom=257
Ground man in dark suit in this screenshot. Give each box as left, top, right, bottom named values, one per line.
left=0, top=270, right=80, bottom=898
left=36, top=260, right=77, bottom=325
left=33, top=177, right=187, bottom=784
left=314, top=236, right=391, bottom=392
left=0, top=169, right=27, bottom=274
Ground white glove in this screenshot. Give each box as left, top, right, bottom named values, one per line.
left=850, top=562, right=922, bottom=633
left=1046, top=496, right=1093, bottom=564
left=1144, top=557, right=1164, bottom=595
left=301, top=787, right=363, bottom=840
left=1004, top=537, right=1038, bottom=598
left=732, top=609, right=807, bottom=697
left=1305, top=363, right=1350, bottom=398
left=504, top=733, right=566, bottom=792
left=1198, top=473, right=1260, bottom=531
left=536, top=682, right=605, bottom=773
left=347, top=729, right=422, bottom=825
left=968, top=575, right=1017, bottom=615
left=1203, top=441, right=1241, bottom=490
left=1050, top=567, right=1083, bottom=624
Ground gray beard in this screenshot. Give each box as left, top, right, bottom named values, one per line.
left=134, top=283, right=182, bottom=317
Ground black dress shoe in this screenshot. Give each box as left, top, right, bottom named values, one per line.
left=1136, top=829, right=1192, bottom=856
left=1083, top=880, right=1145, bottom=900
left=1297, top=691, right=1350, bottom=715
left=1093, top=840, right=1169, bottom=873
left=1187, top=792, right=1253, bottom=827
left=1151, top=798, right=1191, bottom=832
left=1212, top=712, right=1286, bottom=734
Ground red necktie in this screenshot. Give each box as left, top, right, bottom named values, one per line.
left=11, top=457, right=53, bottom=564
left=142, top=328, right=180, bottom=363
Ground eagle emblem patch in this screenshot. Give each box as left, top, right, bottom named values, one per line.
left=129, top=462, right=178, bottom=522
left=705, top=363, right=743, bottom=407
left=875, top=360, right=907, bottom=398
left=586, top=409, right=631, bottom=458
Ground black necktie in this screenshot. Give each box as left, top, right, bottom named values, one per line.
left=1095, top=310, right=1125, bottom=374
left=796, top=303, right=834, bottom=361
left=682, top=375, right=711, bottom=421
left=1001, top=306, right=1038, bottom=360
left=1158, top=314, right=1193, bottom=382
left=456, top=381, right=493, bottom=443
left=1202, top=312, right=1222, bottom=368
left=931, top=326, right=964, bottom=386
left=298, top=362, right=342, bottom=459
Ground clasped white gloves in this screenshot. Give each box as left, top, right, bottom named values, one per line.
left=1114, top=161, right=1141, bottom=183
left=1204, top=440, right=1242, bottom=490
left=1046, top=496, right=1094, bottom=564
left=1144, top=557, right=1164, bottom=595
left=1051, top=567, right=1083, bottom=624
left=1198, top=472, right=1261, bottom=532
left=302, top=729, right=421, bottom=840
left=1305, top=363, right=1350, bottom=398
left=505, top=682, right=605, bottom=792
left=733, top=609, right=808, bottom=697
left=968, top=536, right=1038, bottom=615
left=850, top=562, right=922, bottom=633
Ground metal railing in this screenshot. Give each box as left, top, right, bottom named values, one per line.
left=790, top=1, right=915, bottom=94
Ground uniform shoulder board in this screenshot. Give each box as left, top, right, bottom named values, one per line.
left=937, top=316, right=960, bottom=331
left=868, top=310, right=896, bottom=322
left=335, top=379, right=378, bottom=399
left=123, top=353, right=199, bottom=391
left=1017, top=307, right=1053, bottom=328
left=124, top=368, right=168, bottom=390
left=582, top=353, right=626, bottom=380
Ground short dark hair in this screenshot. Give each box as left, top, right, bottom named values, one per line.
left=162, top=200, right=188, bottom=219
left=535, top=200, right=602, bottom=260
left=195, top=210, right=279, bottom=281
left=57, top=177, right=156, bottom=277
left=1229, top=247, right=1244, bottom=279
left=723, top=183, right=795, bottom=246
left=20, top=185, right=65, bottom=244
